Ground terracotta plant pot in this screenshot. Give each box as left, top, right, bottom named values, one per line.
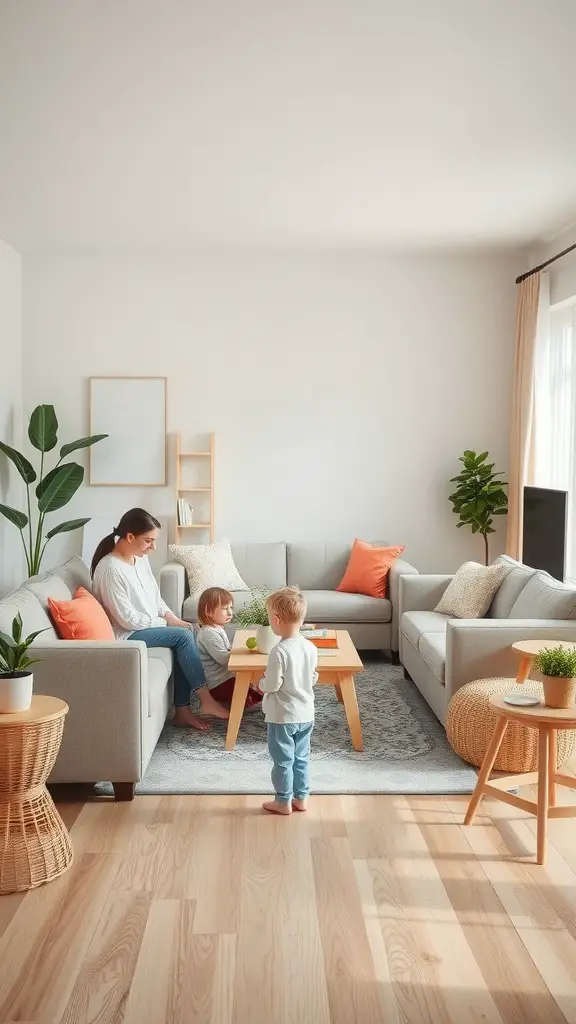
left=542, top=675, right=576, bottom=710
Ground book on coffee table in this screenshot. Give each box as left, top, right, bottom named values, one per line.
left=300, top=628, right=338, bottom=648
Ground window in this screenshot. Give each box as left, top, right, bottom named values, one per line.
left=534, top=298, right=576, bottom=578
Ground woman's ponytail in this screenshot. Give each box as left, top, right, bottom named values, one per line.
left=91, top=530, right=117, bottom=577
left=90, top=508, right=161, bottom=577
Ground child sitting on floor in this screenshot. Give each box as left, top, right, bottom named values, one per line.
left=196, top=587, right=262, bottom=709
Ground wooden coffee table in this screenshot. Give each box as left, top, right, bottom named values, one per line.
left=225, top=629, right=364, bottom=752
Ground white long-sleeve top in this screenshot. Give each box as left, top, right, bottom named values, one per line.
left=260, top=634, right=318, bottom=724
left=196, top=625, right=233, bottom=689
left=93, top=553, right=171, bottom=639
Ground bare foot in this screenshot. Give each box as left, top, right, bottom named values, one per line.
left=173, top=706, right=211, bottom=731
left=198, top=691, right=230, bottom=720
left=292, top=798, right=308, bottom=812
left=262, top=800, right=292, bottom=815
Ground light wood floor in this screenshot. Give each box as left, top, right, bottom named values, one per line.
left=1, top=785, right=576, bottom=1023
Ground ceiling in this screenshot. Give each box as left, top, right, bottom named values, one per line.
left=1, top=0, right=576, bottom=252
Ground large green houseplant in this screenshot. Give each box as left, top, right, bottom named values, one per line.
left=0, top=405, right=107, bottom=577
left=449, top=450, right=508, bottom=565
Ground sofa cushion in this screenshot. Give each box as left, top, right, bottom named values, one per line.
left=488, top=555, right=535, bottom=618
left=169, top=540, right=249, bottom=602
left=302, top=589, right=391, bottom=623
left=48, top=587, right=115, bottom=640
left=231, top=543, right=286, bottom=590
left=287, top=542, right=387, bottom=590
left=401, top=611, right=451, bottom=648
left=147, top=647, right=173, bottom=675
left=0, top=587, right=56, bottom=641
left=336, top=539, right=405, bottom=598
left=509, top=571, right=576, bottom=620
left=27, top=556, right=93, bottom=602
left=418, top=632, right=446, bottom=683
left=435, top=561, right=508, bottom=619
left=147, top=651, right=172, bottom=718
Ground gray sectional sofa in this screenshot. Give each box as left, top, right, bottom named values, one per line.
left=160, top=541, right=418, bottom=654
left=399, top=554, right=576, bottom=725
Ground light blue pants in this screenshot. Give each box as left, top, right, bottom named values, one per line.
left=267, top=722, right=314, bottom=804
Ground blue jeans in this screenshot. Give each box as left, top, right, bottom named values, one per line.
left=267, top=722, right=314, bottom=804
left=129, top=627, right=206, bottom=707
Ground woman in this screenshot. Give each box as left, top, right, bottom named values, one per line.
left=91, top=508, right=229, bottom=731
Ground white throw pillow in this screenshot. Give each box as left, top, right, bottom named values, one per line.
left=169, top=540, right=249, bottom=602
left=435, top=561, right=508, bottom=619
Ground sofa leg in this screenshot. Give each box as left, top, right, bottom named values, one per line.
left=403, top=668, right=412, bottom=681
left=113, top=782, right=136, bottom=801
left=391, top=651, right=400, bottom=665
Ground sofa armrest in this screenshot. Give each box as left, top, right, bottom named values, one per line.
left=160, top=561, right=187, bottom=616
left=399, top=574, right=453, bottom=614
left=446, top=619, right=576, bottom=703
left=31, top=640, right=148, bottom=784
left=389, top=558, right=418, bottom=652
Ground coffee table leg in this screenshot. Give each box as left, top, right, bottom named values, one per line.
left=537, top=726, right=550, bottom=865
left=338, top=673, right=363, bottom=752
left=335, top=683, right=343, bottom=703
left=464, top=716, right=508, bottom=826
left=225, top=671, right=252, bottom=751
left=548, top=728, right=557, bottom=809
left=516, top=654, right=534, bottom=684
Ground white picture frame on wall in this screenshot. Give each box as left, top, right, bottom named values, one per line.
left=89, top=376, right=167, bottom=486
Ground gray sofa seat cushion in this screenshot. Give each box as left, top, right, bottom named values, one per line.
left=417, top=632, right=446, bottom=683
left=231, top=543, right=286, bottom=590
left=147, top=653, right=172, bottom=718
left=488, top=555, right=536, bottom=617
left=0, top=587, right=57, bottom=640
left=401, top=610, right=451, bottom=648
left=147, top=647, right=173, bottom=674
left=509, top=571, right=576, bottom=620
left=303, top=590, right=391, bottom=624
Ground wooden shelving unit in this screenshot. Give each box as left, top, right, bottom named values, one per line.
left=175, top=432, right=215, bottom=543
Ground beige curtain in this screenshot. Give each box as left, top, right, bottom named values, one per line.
left=506, top=272, right=540, bottom=560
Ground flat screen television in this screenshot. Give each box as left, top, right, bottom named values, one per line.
left=522, top=486, right=567, bottom=581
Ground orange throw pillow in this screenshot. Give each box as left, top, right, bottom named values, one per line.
left=336, top=539, right=405, bottom=599
left=48, top=586, right=115, bottom=641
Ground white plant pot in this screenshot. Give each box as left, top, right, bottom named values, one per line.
left=0, top=672, right=33, bottom=714
left=256, top=625, right=278, bottom=655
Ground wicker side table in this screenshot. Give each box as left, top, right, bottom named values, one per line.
left=0, top=695, right=74, bottom=894
left=446, top=677, right=576, bottom=772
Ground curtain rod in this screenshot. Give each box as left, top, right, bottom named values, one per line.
left=516, top=241, right=576, bottom=285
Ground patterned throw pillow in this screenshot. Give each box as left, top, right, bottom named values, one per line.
left=435, top=561, right=508, bottom=619
left=169, top=540, right=249, bottom=602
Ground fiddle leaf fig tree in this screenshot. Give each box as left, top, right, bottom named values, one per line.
left=0, top=405, right=107, bottom=577
left=449, top=450, right=508, bottom=565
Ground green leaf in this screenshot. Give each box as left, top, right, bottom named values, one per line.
left=0, top=503, right=28, bottom=530
left=0, top=634, right=15, bottom=655
left=28, top=405, right=58, bottom=452
left=0, top=442, right=37, bottom=484
left=59, top=434, right=108, bottom=459
left=37, top=463, right=84, bottom=513
left=36, top=465, right=62, bottom=501
left=11, top=614, right=22, bottom=644
left=46, top=517, right=90, bottom=540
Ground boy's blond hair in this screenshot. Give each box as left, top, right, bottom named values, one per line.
left=267, top=585, right=307, bottom=624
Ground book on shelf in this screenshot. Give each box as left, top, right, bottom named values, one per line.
left=177, top=499, right=194, bottom=526
left=301, top=628, right=338, bottom=649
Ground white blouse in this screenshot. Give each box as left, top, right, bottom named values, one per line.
left=93, top=554, right=171, bottom=639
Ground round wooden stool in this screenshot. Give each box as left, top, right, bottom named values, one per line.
left=464, top=695, right=576, bottom=865
left=0, top=695, right=74, bottom=894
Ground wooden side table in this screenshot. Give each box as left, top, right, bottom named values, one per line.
left=464, top=695, right=576, bottom=864
left=513, top=638, right=576, bottom=683
left=0, top=695, right=74, bottom=894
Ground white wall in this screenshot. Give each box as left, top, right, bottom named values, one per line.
left=0, top=238, right=23, bottom=594
left=22, top=250, right=520, bottom=573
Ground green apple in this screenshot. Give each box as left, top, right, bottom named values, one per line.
left=246, top=636, right=258, bottom=650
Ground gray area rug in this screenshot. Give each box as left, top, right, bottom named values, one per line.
left=104, top=661, right=476, bottom=796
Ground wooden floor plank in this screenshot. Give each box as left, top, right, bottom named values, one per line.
left=122, top=898, right=179, bottom=1024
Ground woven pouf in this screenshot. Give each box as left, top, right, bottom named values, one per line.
left=446, top=677, right=576, bottom=772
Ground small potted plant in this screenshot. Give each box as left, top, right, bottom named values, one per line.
left=534, top=644, right=576, bottom=709
left=0, top=613, right=47, bottom=713
left=234, top=588, right=278, bottom=654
